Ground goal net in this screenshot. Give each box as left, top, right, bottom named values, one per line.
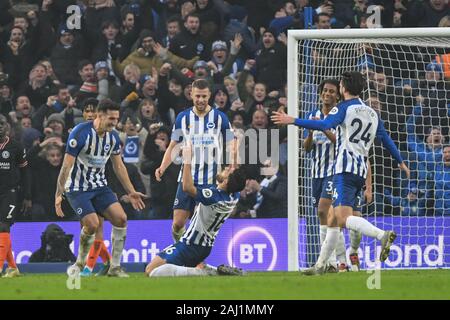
left=287, top=28, right=450, bottom=270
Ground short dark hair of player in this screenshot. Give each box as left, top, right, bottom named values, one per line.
left=318, top=79, right=340, bottom=95
left=192, top=79, right=210, bottom=90
left=78, top=60, right=93, bottom=72
left=226, top=167, right=247, bottom=194
left=97, top=99, right=120, bottom=113
left=82, top=98, right=99, bottom=112
left=341, top=71, right=366, bottom=96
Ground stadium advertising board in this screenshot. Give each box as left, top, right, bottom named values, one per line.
left=11, top=217, right=449, bottom=270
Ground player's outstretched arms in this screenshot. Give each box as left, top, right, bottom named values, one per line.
left=270, top=110, right=295, bottom=125
left=55, top=154, right=76, bottom=217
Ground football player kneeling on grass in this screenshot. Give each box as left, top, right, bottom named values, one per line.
left=145, top=144, right=246, bottom=277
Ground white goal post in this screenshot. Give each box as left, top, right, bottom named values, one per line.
left=287, top=28, right=450, bottom=271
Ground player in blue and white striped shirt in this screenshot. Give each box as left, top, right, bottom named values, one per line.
left=272, top=71, right=410, bottom=274
left=55, top=99, right=146, bottom=277
left=145, top=144, right=246, bottom=277
left=304, top=79, right=342, bottom=270
left=155, top=79, right=236, bottom=242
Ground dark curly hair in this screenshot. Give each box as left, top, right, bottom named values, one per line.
left=226, top=167, right=247, bottom=194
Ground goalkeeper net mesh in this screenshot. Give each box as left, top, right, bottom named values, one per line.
left=297, top=36, right=450, bottom=269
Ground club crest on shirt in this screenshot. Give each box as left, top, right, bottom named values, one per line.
left=1, top=151, right=10, bottom=159
left=207, top=122, right=215, bottom=129
left=69, top=139, right=77, bottom=148
left=202, top=188, right=213, bottom=198
left=104, top=143, right=111, bottom=153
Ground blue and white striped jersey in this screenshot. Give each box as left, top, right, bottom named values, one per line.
left=295, top=98, right=403, bottom=179
left=65, top=122, right=121, bottom=192
left=305, top=109, right=335, bottom=178
left=171, top=107, right=234, bottom=185
left=181, top=186, right=240, bottom=247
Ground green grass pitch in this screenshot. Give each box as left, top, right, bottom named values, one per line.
left=1, top=270, right=449, bottom=300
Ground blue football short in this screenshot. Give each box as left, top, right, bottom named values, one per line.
left=332, top=173, right=365, bottom=211
left=312, top=176, right=334, bottom=207
left=158, top=241, right=212, bottom=267
left=65, top=186, right=118, bottom=219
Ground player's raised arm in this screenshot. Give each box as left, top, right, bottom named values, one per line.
left=181, top=143, right=197, bottom=197
left=110, top=154, right=146, bottom=210
left=375, top=118, right=410, bottom=178
left=271, top=107, right=345, bottom=131
left=55, top=153, right=76, bottom=217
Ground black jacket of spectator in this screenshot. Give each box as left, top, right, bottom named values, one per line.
left=169, top=27, right=207, bottom=60
left=50, top=35, right=87, bottom=86
left=27, top=144, right=61, bottom=219
left=196, top=0, right=222, bottom=45
left=141, top=129, right=180, bottom=219
left=255, top=41, right=287, bottom=92
left=256, top=172, right=287, bottom=218
left=18, top=77, right=57, bottom=110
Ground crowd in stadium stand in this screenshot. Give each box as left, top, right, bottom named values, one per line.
left=0, top=0, right=448, bottom=221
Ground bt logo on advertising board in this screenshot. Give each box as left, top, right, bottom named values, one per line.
left=227, top=226, right=278, bottom=271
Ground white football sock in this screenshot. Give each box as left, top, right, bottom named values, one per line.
left=76, top=228, right=95, bottom=266
left=349, top=229, right=362, bottom=254
left=346, top=216, right=384, bottom=241
left=111, top=226, right=127, bottom=268
left=149, top=264, right=216, bottom=277
left=335, top=230, right=347, bottom=264
left=319, top=225, right=327, bottom=245
left=316, top=227, right=339, bottom=269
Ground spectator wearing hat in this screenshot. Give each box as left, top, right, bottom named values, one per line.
left=43, top=112, right=66, bottom=141
left=169, top=12, right=208, bottom=60
left=50, top=26, right=88, bottom=87
left=254, top=27, right=287, bottom=93
left=208, top=34, right=243, bottom=85
left=95, top=60, right=121, bottom=102
left=114, top=29, right=199, bottom=77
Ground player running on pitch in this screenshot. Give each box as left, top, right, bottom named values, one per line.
left=55, top=99, right=146, bottom=277
left=272, top=71, right=410, bottom=275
